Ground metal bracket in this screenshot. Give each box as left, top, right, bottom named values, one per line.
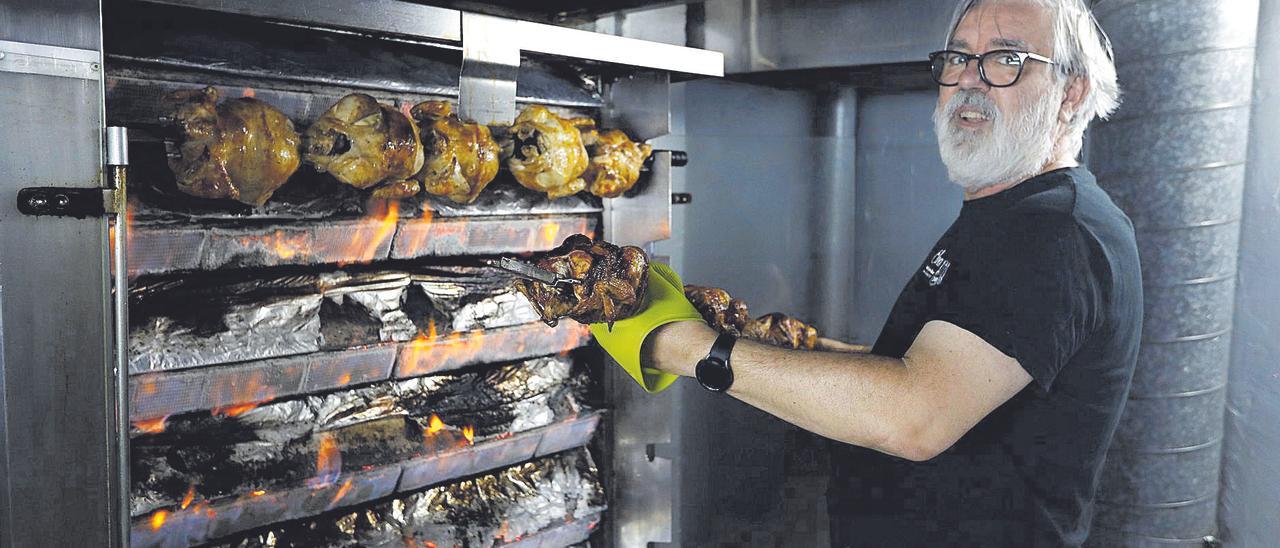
left=17, top=187, right=115, bottom=218
left=16, top=127, right=128, bottom=218
left=0, top=39, right=101, bottom=81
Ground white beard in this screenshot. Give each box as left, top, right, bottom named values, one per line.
left=933, top=84, right=1063, bottom=193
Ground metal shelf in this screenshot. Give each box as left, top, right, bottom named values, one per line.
left=129, top=322, right=591, bottom=421
left=129, top=413, right=602, bottom=548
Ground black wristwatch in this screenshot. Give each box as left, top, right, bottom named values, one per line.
left=695, top=333, right=737, bottom=392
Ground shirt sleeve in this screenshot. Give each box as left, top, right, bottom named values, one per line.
left=937, top=222, right=1100, bottom=392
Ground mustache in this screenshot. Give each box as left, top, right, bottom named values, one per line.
left=941, top=90, right=999, bottom=122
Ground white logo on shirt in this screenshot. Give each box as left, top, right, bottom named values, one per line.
left=923, top=249, right=951, bottom=287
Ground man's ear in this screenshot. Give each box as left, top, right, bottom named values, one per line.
left=1060, top=75, right=1090, bottom=124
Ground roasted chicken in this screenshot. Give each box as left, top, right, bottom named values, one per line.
left=743, top=312, right=819, bottom=350
left=162, top=87, right=302, bottom=206
left=684, top=285, right=819, bottom=350
left=512, top=234, right=649, bottom=328
left=682, top=285, right=752, bottom=337
left=581, top=128, right=653, bottom=198
left=304, top=93, right=424, bottom=198
left=503, top=105, right=593, bottom=199
left=410, top=101, right=501, bottom=204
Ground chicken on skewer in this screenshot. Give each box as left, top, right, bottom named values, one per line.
left=161, top=87, right=302, bottom=206
left=684, top=285, right=820, bottom=350
left=502, top=105, right=593, bottom=199
left=303, top=93, right=424, bottom=199
left=511, top=234, right=649, bottom=328
left=581, top=127, right=653, bottom=198
left=409, top=101, right=501, bottom=204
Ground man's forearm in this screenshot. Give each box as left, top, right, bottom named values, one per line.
left=644, top=321, right=936, bottom=461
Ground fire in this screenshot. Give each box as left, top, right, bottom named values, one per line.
left=243, top=229, right=308, bottom=260
left=539, top=221, right=561, bottom=247
left=251, top=490, right=266, bottom=497
left=180, top=485, right=196, bottom=510
left=309, top=432, right=342, bottom=487
left=338, top=372, right=352, bottom=386
left=329, top=478, right=354, bottom=507
left=426, top=414, right=445, bottom=435
left=461, top=425, right=475, bottom=445
left=400, top=327, right=488, bottom=377
left=210, top=369, right=276, bottom=418
left=399, top=205, right=437, bottom=254
left=132, top=416, right=168, bottom=434
left=241, top=87, right=256, bottom=98
left=339, top=199, right=399, bottom=266
left=150, top=510, right=168, bottom=531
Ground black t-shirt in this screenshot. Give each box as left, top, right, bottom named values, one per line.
left=828, top=167, right=1143, bottom=547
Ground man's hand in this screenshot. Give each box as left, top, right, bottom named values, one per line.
left=588, top=262, right=705, bottom=392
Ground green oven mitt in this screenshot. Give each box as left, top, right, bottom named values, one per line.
left=589, top=262, right=705, bottom=393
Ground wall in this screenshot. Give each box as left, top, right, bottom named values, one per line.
left=1219, top=0, right=1280, bottom=544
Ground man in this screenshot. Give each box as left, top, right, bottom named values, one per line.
left=592, top=0, right=1140, bottom=546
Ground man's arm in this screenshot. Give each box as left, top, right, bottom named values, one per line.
left=646, top=319, right=1032, bottom=461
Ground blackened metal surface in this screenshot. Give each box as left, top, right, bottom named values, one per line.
left=1089, top=0, right=1258, bottom=544
left=206, top=449, right=605, bottom=548
left=131, top=356, right=576, bottom=513
left=130, top=412, right=602, bottom=547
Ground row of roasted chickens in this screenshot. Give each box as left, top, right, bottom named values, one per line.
left=514, top=235, right=820, bottom=350
left=163, top=87, right=653, bottom=206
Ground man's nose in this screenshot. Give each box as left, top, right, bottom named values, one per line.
left=957, top=58, right=988, bottom=90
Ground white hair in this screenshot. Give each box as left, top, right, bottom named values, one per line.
left=944, top=0, right=1121, bottom=157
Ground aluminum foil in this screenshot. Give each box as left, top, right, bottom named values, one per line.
left=210, top=449, right=606, bottom=548
left=129, top=294, right=323, bottom=373
left=130, top=268, right=540, bottom=372
left=324, top=287, right=417, bottom=344
left=131, top=357, right=580, bottom=516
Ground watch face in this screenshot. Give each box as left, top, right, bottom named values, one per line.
left=696, top=357, right=733, bottom=391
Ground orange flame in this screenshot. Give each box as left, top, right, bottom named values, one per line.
left=241, top=87, right=256, bottom=98
left=211, top=369, right=276, bottom=418
left=339, top=199, right=399, bottom=266
left=338, top=372, right=352, bottom=386
left=251, top=489, right=266, bottom=497
left=427, top=414, right=445, bottom=435
left=310, top=432, right=342, bottom=487
left=180, top=485, right=196, bottom=510
left=240, top=229, right=309, bottom=261
left=539, top=221, right=561, bottom=247
left=329, top=478, right=354, bottom=507
left=461, top=425, right=475, bottom=445
left=400, top=327, right=488, bottom=377
left=132, top=416, right=168, bottom=434
left=150, top=510, right=168, bottom=531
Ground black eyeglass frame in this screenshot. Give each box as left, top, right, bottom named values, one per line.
left=928, top=49, right=1057, bottom=88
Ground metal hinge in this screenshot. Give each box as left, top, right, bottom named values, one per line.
left=16, top=127, right=127, bottom=218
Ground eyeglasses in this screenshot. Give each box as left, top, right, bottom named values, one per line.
left=928, top=49, right=1056, bottom=88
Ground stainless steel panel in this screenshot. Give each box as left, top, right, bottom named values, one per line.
left=702, top=0, right=952, bottom=74
left=603, top=70, right=671, bottom=141
left=603, top=151, right=673, bottom=246
left=459, top=13, right=521, bottom=125
left=605, top=359, right=675, bottom=547
left=139, top=0, right=463, bottom=42
left=0, top=2, right=119, bottom=547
